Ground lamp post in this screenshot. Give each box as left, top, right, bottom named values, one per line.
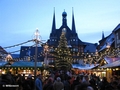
left=34, top=29, right=40, bottom=79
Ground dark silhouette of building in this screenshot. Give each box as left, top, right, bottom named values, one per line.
left=0, top=46, right=8, bottom=61
left=46, top=10, right=97, bottom=65
left=19, top=46, right=44, bottom=62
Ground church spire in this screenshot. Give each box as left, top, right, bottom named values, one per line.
left=51, top=7, right=56, bottom=33
left=72, top=7, right=76, bottom=33
left=102, top=31, right=105, bottom=39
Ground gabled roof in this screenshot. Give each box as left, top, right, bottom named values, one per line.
left=84, top=42, right=98, bottom=52
left=49, top=11, right=97, bottom=49
left=97, top=23, right=120, bottom=51
left=113, top=23, right=120, bottom=33
left=98, top=33, right=114, bottom=52
left=0, top=46, right=8, bottom=54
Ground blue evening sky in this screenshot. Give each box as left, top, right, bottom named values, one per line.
left=0, top=0, right=120, bottom=53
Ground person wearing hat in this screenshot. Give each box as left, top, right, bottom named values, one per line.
left=53, top=77, right=64, bottom=90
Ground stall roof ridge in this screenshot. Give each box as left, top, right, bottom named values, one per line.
left=113, top=23, right=120, bottom=32
left=100, top=59, right=120, bottom=68
left=72, top=64, right=99, bottom=70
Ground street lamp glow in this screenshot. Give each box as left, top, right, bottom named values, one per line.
left=106, top=43, right=110, bottom=49
left=34, top=29, right=40, bottom=79
left=34, top=29, right=40, bottom=42
left=34, top=30, right=39, bottom=36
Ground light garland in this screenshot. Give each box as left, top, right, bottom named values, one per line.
left=3, top=40, right=33, bottom=49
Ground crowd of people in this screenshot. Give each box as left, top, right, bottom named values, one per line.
left=0, top=70, right=120, bottom=90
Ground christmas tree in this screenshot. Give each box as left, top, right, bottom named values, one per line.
left=54, top=28, right=72, bottom=70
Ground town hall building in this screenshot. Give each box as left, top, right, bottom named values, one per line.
left=19, top=10, right=98, bottom=66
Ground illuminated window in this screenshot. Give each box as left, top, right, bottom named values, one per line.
left=73, top=39, right=75, bottom=41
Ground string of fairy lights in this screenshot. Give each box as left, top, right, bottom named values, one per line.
left=3, top=40, right=33, bottom=49
left=0, top=40, right=32, bottom=54
left=0, top=38, right=120, bottom=66
left=0, top=39, right=45, bottom=61
left=98, top=46, right=120, bottom=60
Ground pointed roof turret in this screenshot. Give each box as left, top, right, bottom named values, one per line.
left=102, top=31, right=105, bottom=39
left=72, top=7, right=76, bottom=33
left=62, top=9, right=67, bottom=26
left=51, top=7, right=56, bottom=33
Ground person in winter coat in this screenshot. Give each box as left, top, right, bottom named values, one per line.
left=99, top=77, right=109, bottom=90
left=35, top=74, right=43, bottom=90
left=53, top=77, right=64, bottom=90
left=43, top=77, right=54, bottom=90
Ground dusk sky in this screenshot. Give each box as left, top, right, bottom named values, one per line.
left=0, top=0, right=120, bottom=53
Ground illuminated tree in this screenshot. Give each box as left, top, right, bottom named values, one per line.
left=54, top=28, right=72, bottom=70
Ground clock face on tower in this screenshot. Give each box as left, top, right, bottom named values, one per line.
left=62, top=28, right=66, bottom=33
